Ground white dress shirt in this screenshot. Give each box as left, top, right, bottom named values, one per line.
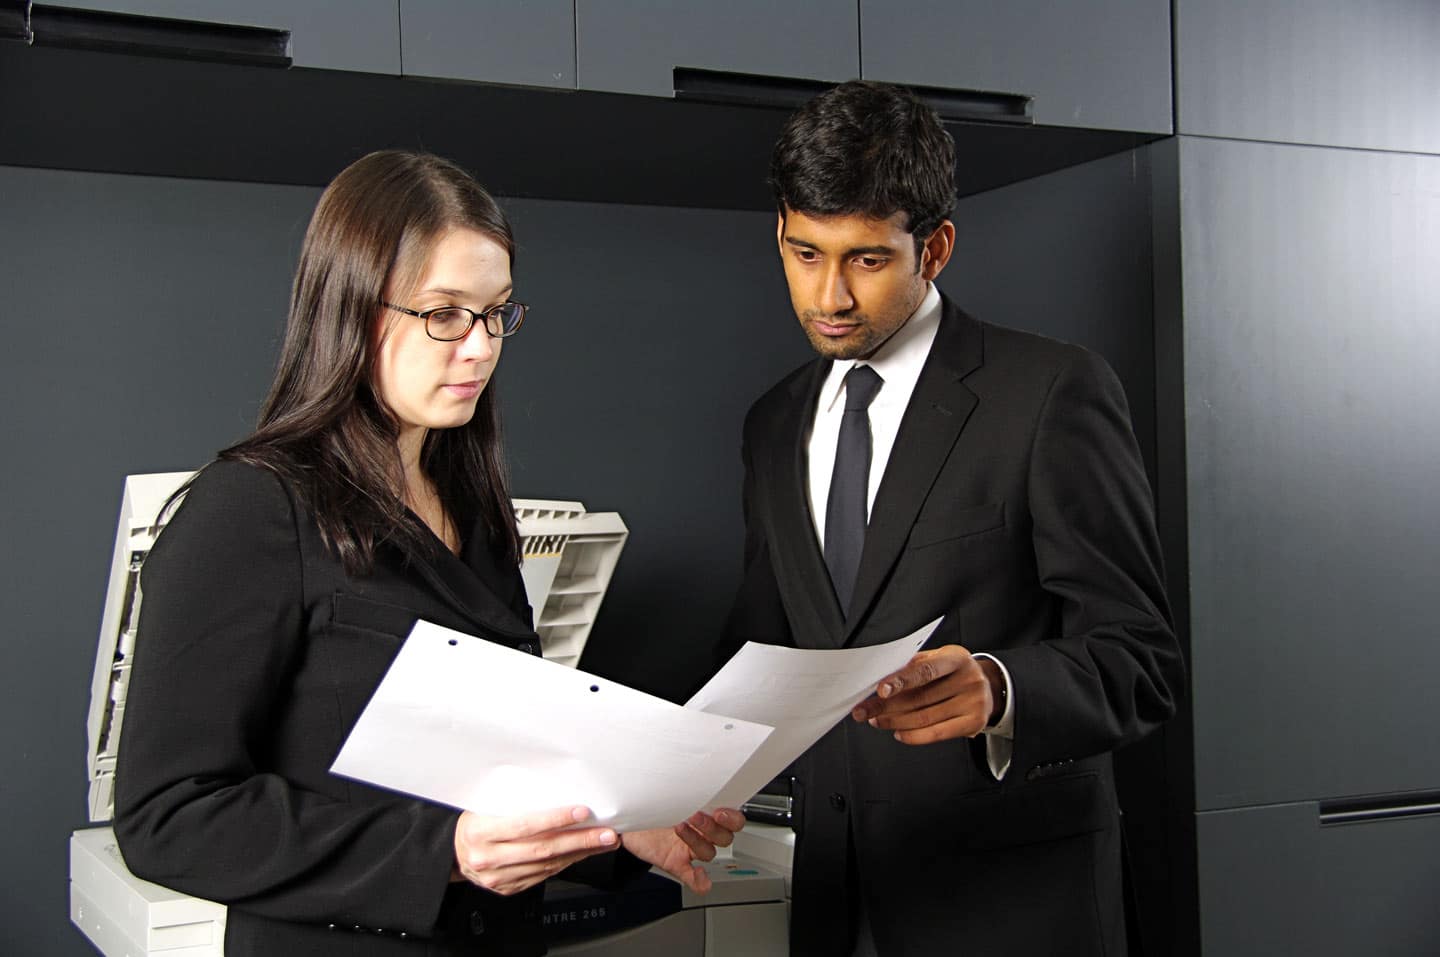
left=805, top=284, right=1015, bottom=778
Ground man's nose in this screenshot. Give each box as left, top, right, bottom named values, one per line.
left=818, top=267, right=854, bottom=315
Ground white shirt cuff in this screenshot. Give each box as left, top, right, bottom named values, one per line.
left=973, top=653, right=1014, bottom=780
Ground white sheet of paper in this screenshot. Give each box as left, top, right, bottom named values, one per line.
left=331, top=620, right=774, bottom=832
left=686, top=617, right=943, bottom=812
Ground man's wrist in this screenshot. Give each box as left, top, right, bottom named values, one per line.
left=977, top=656, right=1007, bottom=727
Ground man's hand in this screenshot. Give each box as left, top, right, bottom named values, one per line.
left=850, top=646, right=1002, bottom=744
left=453, top=806, right=618, bottom=896
left=621, top=808, right=746, bottom=893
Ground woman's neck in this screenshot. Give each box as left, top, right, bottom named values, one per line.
left=396, top=428, right=459, bottom=555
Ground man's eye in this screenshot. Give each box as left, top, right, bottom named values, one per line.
left=857, top=256, right=885, bottom=269
left=794, top=249, right=819, bottom=262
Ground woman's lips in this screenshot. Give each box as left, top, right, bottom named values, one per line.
left=444, top=380, right=483, bottom=399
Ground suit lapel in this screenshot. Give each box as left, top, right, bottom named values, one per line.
left=767, top=360, right=848, bottom=648
left=844, top=302, right=984, bottom=642
left=404, top=524, right=535, bottom=641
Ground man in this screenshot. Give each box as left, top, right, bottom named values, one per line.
left=718, top=80, right=1184, bottom=956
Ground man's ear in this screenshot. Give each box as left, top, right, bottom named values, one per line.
left=776, top=211, right=787, bottom=257
left=919, top=220, right=956, bottom=281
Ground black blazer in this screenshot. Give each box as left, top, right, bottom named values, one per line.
left=720, top=298, right=1185, bottom=957
left=114, top=460, right=635, bottom=957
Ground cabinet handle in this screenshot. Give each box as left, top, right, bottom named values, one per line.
left=24, top=3, right=290, bottom=67
left=1, top=1, right=34, bottom=44
left=673, top=67, right=1032, bottom=126
left=1319, top=789, right=1440, bottom=827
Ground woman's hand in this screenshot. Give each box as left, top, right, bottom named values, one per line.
left=620, top=808, right=746, bottom=893
left=453, top=806, right=619, bottom=896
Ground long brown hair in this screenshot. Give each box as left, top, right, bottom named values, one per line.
left=221, top=150, right=522, bottom=574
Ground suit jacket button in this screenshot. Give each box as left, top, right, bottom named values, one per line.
left=828, top=793, right=847, bottom=811
left=470, top=910, right=486, bottom=936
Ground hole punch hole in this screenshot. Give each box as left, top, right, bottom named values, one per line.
left=724, top=724, right=734, bottom=730
left=448, top=639, right=458, bottom=646
left=590, top=685, right=600, bottom=692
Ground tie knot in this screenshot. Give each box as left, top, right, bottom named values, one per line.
left=843, top=364, right=883, bottom=412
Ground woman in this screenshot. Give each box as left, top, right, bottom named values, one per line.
left=113, top=150, right=741, bottom=956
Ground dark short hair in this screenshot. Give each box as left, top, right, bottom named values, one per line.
left=769, top=80, right=957, bottom=255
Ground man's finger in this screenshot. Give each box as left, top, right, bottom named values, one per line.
left=892, top=713, right=986, bottom=745
left=876, top=647, right=970, bottom=698
left=868, top=695, right=982, bottom=733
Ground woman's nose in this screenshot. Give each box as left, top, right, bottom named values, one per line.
left=455, top=320, right=496, bottom=360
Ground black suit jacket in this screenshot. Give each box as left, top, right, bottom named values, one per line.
left=114, top=460, right=635, bottom=957
left=720, top=299, right=1184, bottom=957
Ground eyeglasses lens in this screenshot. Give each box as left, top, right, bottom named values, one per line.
left=426, top=308, right=472, bottom=341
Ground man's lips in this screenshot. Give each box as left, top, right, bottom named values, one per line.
left=810, top=318, right=860, bottom=336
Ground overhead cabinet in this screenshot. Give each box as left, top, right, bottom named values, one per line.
left=400, top=0, right=574, bottom=89
left=860, top=0, right=1173, bottom=134
left=34, top=0, right=402, bottom=73
left=575, top=0, right=859, bottom=97
left=1176, top=0, right=1440, bottom=153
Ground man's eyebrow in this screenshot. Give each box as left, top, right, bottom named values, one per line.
left=782, top=237, right=897, bottom=257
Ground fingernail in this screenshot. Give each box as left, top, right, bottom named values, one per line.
left=868, top=718, right=878, bottom=727
left=600, top=830, right=618, bottom=846
left=878, top=682, right=893, bottom=697
left=571, top=807, right=591, bottom=823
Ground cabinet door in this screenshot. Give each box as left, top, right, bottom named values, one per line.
left=861, top=0, right=1171, bottom=134
left=1198, top=802, right=1440, bottom=956
left=1180, top=136, right=1440, bottom=810
left=576, top=0, right=858, bottom=97
left=401, top=0, right=574, bottom=89
left=1176, top=0, right=1440, bottom=153
left=36, top=0, right=400, bottom=73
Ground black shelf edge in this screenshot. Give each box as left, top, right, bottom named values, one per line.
left=0, top=43, right=1163, bottom=210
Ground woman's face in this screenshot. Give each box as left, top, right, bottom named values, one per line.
left=373, top=228, right=510, bottom=453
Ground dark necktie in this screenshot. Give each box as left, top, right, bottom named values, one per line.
left=824, top=364, right=884, bottom=615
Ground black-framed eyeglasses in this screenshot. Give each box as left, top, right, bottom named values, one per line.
left=382, top=300, right=527, bottom=341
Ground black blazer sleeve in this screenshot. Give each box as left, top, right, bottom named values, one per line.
left=1002, top=346, right=1183, bottom=772
left=114, top=463, right=458, bottom=935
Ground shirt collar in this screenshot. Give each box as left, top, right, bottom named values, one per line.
left=816, top=283, right=943, bottom=413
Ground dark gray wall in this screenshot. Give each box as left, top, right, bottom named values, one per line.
left=0, top=146, right=1158, bottom=955
left=0, top=167, right=318, bottom=957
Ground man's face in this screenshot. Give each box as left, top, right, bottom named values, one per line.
left=777, top=208, right=950, bottom=361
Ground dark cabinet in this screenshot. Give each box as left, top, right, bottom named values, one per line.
left=860, top=0, right=1172, bottom=133
left=1179, top=137, right=1440, bottom=811
left=37, top=0, right=402, bottom=73
left=575, top=0, right=858, bottom=96
left=1176, top=0, right=1440, bottom=153
left=1198, top=802, right=1440, bottom=956
left=400, top=0, right=574, bottom=89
